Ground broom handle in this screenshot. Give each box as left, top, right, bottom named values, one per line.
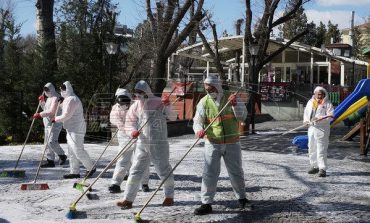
left=71, top=88, right=181, bottom=206
left=281, top=123, right=309, bottom=136
left=281, top=115, right=331, bottom=136
left=71, top=118, right=151, bottom=206
left=33, top=102, right=61, bottom=183
left=14, top=101, right=42, bottom=170
left=80, top=129, right=119, bottom=183
left=136, top=86, right=243, bottom=217
left=79, top=88, right=179, bottom=185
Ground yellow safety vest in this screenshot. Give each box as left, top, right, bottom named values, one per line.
left=202, top=91, right=240, bottom=144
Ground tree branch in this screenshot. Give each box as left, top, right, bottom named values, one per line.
left=120, top=53, right=149, bottom=87
left=262, top=28, right=308, bottom=66
left=272, top=0, right=303, bottom=28
left=164, top=0, right=204, bottom=57
left=160, top=0, right=194, bottom=53
left=146, top=0, right=158, bottom=45
left=164, top=0, right=176, bottom=23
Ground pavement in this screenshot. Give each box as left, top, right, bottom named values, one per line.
left=0, top=120, right=369, bottom=223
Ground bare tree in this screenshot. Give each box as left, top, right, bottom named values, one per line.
left=36, top=0, right=58, bottom=80
left=244, top=0, right=310, bottom=132
left=234, top=19, right=244, bottom=82
left=244, top=0, right=309, bottom=75
left=145, top=0, right=205, bottom=95
left=197, top=14, right=226, bottom=81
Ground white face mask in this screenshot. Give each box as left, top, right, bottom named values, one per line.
left=134, top=93, right=145, bottom=100
left=61, top=90, right=67, bottom=98
left=45, top=91, right=51, bottom=98
left=118, top=104, right=129, bottom=110
left=208, top=92, right=218, bottom=99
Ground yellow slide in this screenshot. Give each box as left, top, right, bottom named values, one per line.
left=331, top=96, right=368, bottom=127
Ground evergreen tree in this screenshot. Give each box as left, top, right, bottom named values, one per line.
left=325, top=20, right=341, bottom=44
left=352, top=26, right=362, bottom=59
left=302, top=22, right=317, bottom=46
left=55, top=0, right=119, bottom=103
left=281, top=0, right=308, bottom=41
left=315, top=22, right=327, bottom=47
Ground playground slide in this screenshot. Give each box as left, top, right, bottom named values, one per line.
left=332, top=78, right=370, bottom=121
left=331, top=96, right=368, bottom=127
left=343, top=105, right=368, bottom=126
left=293, top=79, right=370, bottom=149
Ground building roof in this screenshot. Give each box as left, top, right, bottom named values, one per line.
left=175, top=35, right=368, bottom=66
left=341, top=22, right=370, bottom=33
left=325, top=43, right=352, bottom=49
left=363, top=46, right=370, bottom=55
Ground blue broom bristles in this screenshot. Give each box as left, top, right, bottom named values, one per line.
left=65, top=205, right=77, bottom=219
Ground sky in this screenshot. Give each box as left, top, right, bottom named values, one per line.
left=8, top=0, right=370, bottom=37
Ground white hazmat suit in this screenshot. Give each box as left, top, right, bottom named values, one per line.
left=39, top=83, right=66, bottom=162
left=122, top=80, right=177, bottom=204
left=303, top=86, right=334, bottom=171
left=110, top=88, right=149, bottom=188
left=54, top=81, right=94, bottom=175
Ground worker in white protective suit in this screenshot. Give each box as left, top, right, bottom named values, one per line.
left=53, top=81, right=95, bottom=179
left=303, top=86, right=334, bottom=177
left=192, top=75, right=249, bottom=215
left=33, top=83, right=67, bottom=168
left=108, top=88, right=150, bottom=193
left=116, top=80, right=177, bottom=209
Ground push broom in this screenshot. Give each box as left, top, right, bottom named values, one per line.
left=20, top=102, right=61, bottom=190
left=73, top=129, right=119, bottom=192
left=281, top=115, right=332, bottom=135
left=65, top=91, right=182, bottom=219
left=134, top=87, right=243, bottom=222
left=65, top=116, right=154, bottom=219
left=0, top=99, right=42, bottom=178
left=74, top=87, right=179, bottom=192
left=65, top=132, right=140, bottom=219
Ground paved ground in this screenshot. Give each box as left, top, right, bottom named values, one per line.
left=0, top=120, right=369, bottom=223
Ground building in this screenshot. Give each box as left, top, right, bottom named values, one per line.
left=341, top=22, right=370, bottom=45
left=168, top=36, right=368, bottom=120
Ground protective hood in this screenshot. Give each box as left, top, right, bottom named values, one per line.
left=44, top=82, right=59, bottom=98
left=313, top=86, right=329, bottom=102
left=204, top=75, right=223, bottom=94
left=62, top=81, right=75, bottom=97
left=115, top=88, right=132, bottom=99
left=134, top=80, right=154, bottom=97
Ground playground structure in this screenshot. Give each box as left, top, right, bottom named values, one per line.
left=293, top=78, right=370, bottom=155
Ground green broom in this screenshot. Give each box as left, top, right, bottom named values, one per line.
left=73, top=129, right=119, bottom=192
left=66, top=88, right=181, bottom=219
left=65, top=136, right=138, bottom=219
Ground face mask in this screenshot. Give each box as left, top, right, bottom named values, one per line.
left=208, top=92, right=218, bottom=99
left=134, top=93, right=145, bottom=100
left=45, top=91, right=51, bottom=98
left=61, top=90, right=67, bottom=98
left=118, top=104, right=129, bottom=110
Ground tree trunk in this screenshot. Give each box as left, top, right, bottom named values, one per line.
left=234, top=19, right=243, bottom=82
left=152, top=58, right=168, bottom=96
left=36, top=0, right=58, bottom=81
